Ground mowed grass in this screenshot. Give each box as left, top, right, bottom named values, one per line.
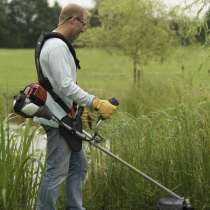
left=0, top=49, right=36, bottom=94
left=0, top=48, right=133, bottom=98
left=1, top=45, right=210, bottom=98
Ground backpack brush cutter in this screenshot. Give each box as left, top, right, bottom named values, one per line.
left=13, top=83, right=194, bottom=210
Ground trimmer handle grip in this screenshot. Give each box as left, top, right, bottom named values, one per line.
left=96, top=97, right=119, bottom=123
left=109, top=97, right=119, bottom=106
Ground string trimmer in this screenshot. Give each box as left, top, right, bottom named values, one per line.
left=13, top=84, right=194, bottom=210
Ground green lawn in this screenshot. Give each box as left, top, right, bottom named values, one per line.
left=0, top=48, right=132, bottom=98
left=0, top=49, right=36, bottom=93
left=1, top=46, right=210, bottom=116
left=1, top=46, right=210, bottom=97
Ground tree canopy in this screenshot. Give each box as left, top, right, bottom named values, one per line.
left=0, top=0, right=61, bottom=48
left=80, top=0, right=174, bottom=83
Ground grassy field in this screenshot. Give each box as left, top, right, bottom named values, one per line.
left=1, top=46, right=210, bottom=210
left=1, top=45, right=210, bottom=96
left=0, top=48, right=132, bottom=97
left=1, top=45, right=210, bottom=115
left=1, top=45, right=210, bottom=114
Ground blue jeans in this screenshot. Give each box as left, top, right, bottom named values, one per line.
left=36, top=127, right=87, bottom=210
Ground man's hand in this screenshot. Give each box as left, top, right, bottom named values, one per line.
left=92, top=98, right=117, bottom=119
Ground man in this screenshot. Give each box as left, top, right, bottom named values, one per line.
left=36, top=4, right=116, bottom=210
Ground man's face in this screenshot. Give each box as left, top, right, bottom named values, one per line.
left=69, top=13, right=88, bottom=40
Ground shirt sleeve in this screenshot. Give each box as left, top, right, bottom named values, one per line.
left=47, top=45, right=94, bottom=107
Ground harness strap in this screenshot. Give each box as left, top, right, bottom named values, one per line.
left=35, top=32, right=80, bottom=114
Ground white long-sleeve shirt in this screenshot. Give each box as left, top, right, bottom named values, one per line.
left=34, top=37, right=94, bottom=127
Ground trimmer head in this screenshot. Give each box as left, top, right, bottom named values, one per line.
left=157, top=197, right=194, bottom=210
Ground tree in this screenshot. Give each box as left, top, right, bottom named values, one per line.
left=169, top=16, right=198, bottom=46
left=88, top=9, right=101, bottom=28
left=28, top=0, right=61, bottom=47
left=171, top=0, right=210, bottom=44
left=80, top=0, right=173, bottom=85
left=4, top=0, right=60, bottom=48
left=196, top=6, right=210, bottom=43
left=0, top=0, right=10, bottom=47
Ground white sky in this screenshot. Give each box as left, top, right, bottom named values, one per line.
left=48, top=0, right=96, bottom=8
left=48, top=0, right=205, bottom=17
left=48, top=0, right=186, bottom=8
left=162, top=0, right=189, bottom=7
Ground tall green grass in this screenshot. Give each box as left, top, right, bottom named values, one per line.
left=0, top=117, right=44, bottom=210
left=84, top=78, right=210, bottom=210
left=1, top=77, right=210, bottom=210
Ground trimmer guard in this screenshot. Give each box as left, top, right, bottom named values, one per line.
left=157, top=197, right=194, bottom=210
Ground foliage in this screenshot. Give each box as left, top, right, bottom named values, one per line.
left=0, top=0, right=61, bottom=48
left=88, top=8, right=101, bottom=28
left=83, top=77, right=210, bottom=210
left=0, top=0, right=9, bottom=45
left=169, top=13, right=199, bottom=46
left=173, top=0, right=210, bottom=44
left=54, top=74, right=210, bottom=210
left=0, top=117, right=44, bottom=210
left=80, top=0, right=174, bottom=84
left=196, top=5, right=210, bottom=44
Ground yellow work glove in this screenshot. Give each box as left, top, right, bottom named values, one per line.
left=81, top=107, right=93, bottom=129
left=92, top=97, right=117, bottom=119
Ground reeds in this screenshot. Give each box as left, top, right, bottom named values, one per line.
left=1, top=77, right=210, bottom=210
left=0, top=117, right=44, bottom=210
left=84, top=80, right=210, bottom=210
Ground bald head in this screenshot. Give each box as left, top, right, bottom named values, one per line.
left=59, top=4, right=88, bottom=25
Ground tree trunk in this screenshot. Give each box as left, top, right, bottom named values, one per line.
left=133, top=57, right=142, bottom=86
left=133, top=58, right=137, bottom=84
left=137, top=69, right=141, bottom=86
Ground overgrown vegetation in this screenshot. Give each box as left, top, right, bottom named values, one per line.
left=0, top=117, right=44, bottom=210
left=1, top=72, right=210, bottom=209
left=83, top=78, right=210, bottom=210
